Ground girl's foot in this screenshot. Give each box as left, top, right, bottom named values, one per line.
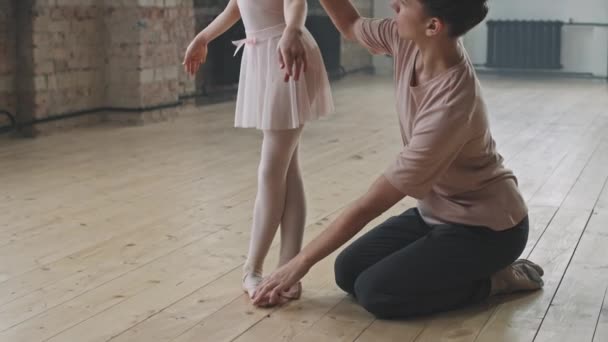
left=490, top=259, right=544, bottom=296
left=280, top=281, right=302, bottom=300
left=256, top=281, right=302, bottom=307
left=243, top=270, right=263, bottom=299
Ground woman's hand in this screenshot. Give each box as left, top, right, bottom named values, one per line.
left=277, top=27, right=308, bottom=82
left=252, top=257, right=309, bottom=306
left=183, top=36, right=209, bottom=76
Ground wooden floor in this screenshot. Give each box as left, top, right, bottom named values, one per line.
left=1, top=74, right=608, bottom=342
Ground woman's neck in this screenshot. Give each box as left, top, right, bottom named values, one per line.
left=414, top=38, right=463, bottom=84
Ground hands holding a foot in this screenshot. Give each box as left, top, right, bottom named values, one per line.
left=250, top=257, right=309, bottom=307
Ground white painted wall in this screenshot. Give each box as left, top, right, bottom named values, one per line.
left=373, top=0, right=608, bottom=77
left=465, top=0, right=608, bottom=77
left=481, top=0, right=608, bottom=23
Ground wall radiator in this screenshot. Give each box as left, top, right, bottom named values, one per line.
left=486, top=20, right=563, bottom=70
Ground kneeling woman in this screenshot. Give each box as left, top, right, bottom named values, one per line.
left=252, top=0, right=544, bottom=318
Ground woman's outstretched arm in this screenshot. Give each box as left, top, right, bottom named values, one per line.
left=318, top=0, right=362, bottom=40
left=252, top=175, right=405, bottom=306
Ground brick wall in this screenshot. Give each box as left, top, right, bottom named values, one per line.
left=7, top=0, right=196, bottom=133
left=34, top=0, right=105, bottom=118
left=139, top=0, right=196, bottom=106
left=175, top=1, right=197, bottom=97
left=3, top=0, right=372, bottom=136
left=105, top=0, right=195, bottom=110
left=0, top=0, right=16, bottom=127
left=104, top=1, right=143, bottom=109
left=103, top=0, right=195, bottom=126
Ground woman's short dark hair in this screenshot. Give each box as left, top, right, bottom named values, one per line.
left=420, top=0, right=489, bottom=37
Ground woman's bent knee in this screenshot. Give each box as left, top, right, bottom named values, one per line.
left=334, top=249, right=358, bottom=294
left=353, top=274, right=393, bottom=317
left=353, top=274, right=418, bottom=319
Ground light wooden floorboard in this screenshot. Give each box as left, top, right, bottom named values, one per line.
left=535, top=174, right=608, bottom=341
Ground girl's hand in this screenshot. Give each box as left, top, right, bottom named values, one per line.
left=183, top=36, right=209, bottom=76
left=277, top=27, right=308, bottom=82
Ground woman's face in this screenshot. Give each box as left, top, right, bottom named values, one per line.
left=389, top=0, right=441, bottom=40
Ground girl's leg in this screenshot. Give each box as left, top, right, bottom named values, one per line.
left=276, top=143, right=306, bottom=299
left=278, top=143, right=306, bottom=267
left=351, top=218, right=543, bottom=319
left=243, top=127, right=303, bottom=298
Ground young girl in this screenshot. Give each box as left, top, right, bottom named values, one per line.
left=252, top=0, right=545, bottom=317
left=183, top=0, right=334, bottom=302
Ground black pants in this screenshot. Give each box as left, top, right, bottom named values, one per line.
left=334, top=208, right=528, bottom=319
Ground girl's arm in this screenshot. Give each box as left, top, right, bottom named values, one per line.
left=183, top=0, right=241, bottom=75
left=318, top=0, right=361, bottom=41
left=197, top=0, right=241, bottom=44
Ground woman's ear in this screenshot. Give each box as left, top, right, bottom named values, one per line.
left=425, top=17, right=444, bottom=37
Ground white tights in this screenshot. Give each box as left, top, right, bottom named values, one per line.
left=243, top=127, right=306, bottom=297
